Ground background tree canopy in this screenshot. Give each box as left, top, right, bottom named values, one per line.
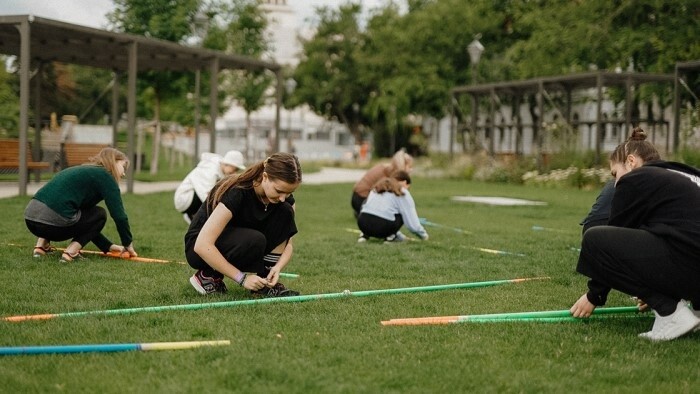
left=1, top=0, right=698, bottom=155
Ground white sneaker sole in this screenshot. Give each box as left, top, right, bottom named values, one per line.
left=189, top=275, right=207, bottom=295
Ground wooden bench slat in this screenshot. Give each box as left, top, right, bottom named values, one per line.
left=61, top=143, right=110, bottom=168
left=0, top=139, right=51, bottom=170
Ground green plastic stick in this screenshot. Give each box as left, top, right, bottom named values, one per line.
left=3, top=277, right=547, bottom=322
left=463, top=314, right=650, bottom=323
left=458, top=306, right=641, bottom=322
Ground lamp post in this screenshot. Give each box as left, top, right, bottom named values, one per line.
left=467, top=34, right=484, bottom=84
left=285, top=78, right=297, bottom=152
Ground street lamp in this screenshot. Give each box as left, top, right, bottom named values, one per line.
left=285, top=78, right=297, bottom=152
left=467, top=34, right=484, bottom=84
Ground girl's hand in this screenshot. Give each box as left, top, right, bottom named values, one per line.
left=109, top=244, right=129, bottom=257
left=570, top=293, right=596, bottom=318
left=242, top=274, right=269, bottom=291
left=266, top=267, right=281, bottom=287
left=125, top=243, right=138, bottom=257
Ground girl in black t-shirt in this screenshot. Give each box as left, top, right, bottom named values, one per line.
left=185, top=152, right=302, bottom=297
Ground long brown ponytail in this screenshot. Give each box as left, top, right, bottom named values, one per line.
left=206, top=152, right=302, bottom=213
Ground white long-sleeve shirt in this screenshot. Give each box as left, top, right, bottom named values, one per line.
left=360, top=187, right=428, bottom=239
left=173, top=153, right=224, bottom=212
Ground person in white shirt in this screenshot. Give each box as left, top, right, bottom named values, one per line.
left=174, top=150, right=246, bottom=223
left=357, top=171, right=428, bottom=243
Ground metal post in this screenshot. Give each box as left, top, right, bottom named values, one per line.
left=193, top=69, right=201, bottom=165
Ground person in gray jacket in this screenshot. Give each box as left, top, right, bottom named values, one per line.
left=357, top=171, right=428, bottom=243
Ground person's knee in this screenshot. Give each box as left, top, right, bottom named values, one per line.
left=581, top=226, right=608, bottom=250
left=248, top=230, right=267, bottom=252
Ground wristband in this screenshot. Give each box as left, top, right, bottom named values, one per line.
left=234, top=272, right=247, bottom=286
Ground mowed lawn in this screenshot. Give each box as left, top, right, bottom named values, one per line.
left=0, top=176, right=698, bottom=392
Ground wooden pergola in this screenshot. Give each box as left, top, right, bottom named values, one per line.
left=673, top=59, right=700, bottom=152
left=0, top=15, right=283, bottom=196
left=450, top=71, right=676, bottom=163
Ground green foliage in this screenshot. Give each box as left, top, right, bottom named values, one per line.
left=1, top=179, right=699, bottom=391
left=0, top=59, right=19, bottom=136
left=211, top=0, right=273, bottom=116
left=291, top=1, right=700, bottom=155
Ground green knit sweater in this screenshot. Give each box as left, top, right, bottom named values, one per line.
left=33, top=165, right=132, bottom=250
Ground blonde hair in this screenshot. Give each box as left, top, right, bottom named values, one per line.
left=87, top=147, right=129, bottom=182
left=207, top=152, right=302, bottom=213
left=390, top=149, right=413, bottom=173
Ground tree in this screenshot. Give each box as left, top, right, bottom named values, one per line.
left=207, top=0, right=273, bottom=159
left=293, top=3, right=369, bottom=145
left=107, top=0, right=199, bottom=174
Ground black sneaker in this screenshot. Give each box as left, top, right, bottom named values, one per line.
left=251, top=282, right=300, bottom=298
left=189, top=270, right=228, bottom=295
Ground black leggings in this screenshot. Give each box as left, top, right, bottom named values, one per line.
left=186, top=227, right=288, bottom=280
left=577, top=226, right=700, bottom=314
left=25, top=206, right=108, bottom=251
left=351, top=192, right=366, bottom=218
left=357, top=213, right=403, bottom=239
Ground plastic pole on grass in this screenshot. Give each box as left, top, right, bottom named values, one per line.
left=419, top=218, right=473, bottom=235
left=455, top=315, right=651, bottom=323
left=381, top=306, right=642, bottom=326
left=470, top=247, right=526, bottom=257
left=2, top=277, right=549, bottom=323
left=0, top=340, right=230, bottom=356
left=63, top=249, right=301, bottom=277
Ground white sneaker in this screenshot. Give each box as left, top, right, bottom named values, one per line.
left=357, top=236, right=367, bottom=243
left=639, top=300, right=700, bottom=341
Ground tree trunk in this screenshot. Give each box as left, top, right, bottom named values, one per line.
left=150, top=95, right=161, bottom=175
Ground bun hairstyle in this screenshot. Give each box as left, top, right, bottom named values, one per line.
left=388, top=149, right=413, bottom=174
left=609, top=127, right=661, bottom=164
left=206, top=152, right=302, bottom=213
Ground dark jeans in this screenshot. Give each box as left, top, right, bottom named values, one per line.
left=577, top=226, right=700, bottom=314
left=357, top=212, right=403, bottom=240
left=25, top=206, right=108, bottom=251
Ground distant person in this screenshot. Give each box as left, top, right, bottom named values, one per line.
left=351, top=148, right=413, bottom=218
left=24, top=147, right=137, bottom=262
left=185, top=152, right=302, bottom=297
left=174, top=150, right=246, bottom=224
left=357, top=171, right=428, bottom=243
left=580, top=128, right=660, bottom=234
left=570, top=139, right=700, bottom=341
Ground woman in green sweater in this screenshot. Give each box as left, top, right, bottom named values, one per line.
left=24, top=147, right=137, bottom=262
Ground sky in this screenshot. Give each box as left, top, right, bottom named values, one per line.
left=0, top=0, right=394, bottom=30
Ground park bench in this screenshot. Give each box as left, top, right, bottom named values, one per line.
left=0, top=138, right=51, bottom=176
left=61, top=142, right=110, bottom=168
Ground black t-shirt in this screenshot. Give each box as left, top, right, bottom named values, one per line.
left=185, top=187, right=297, bottom=246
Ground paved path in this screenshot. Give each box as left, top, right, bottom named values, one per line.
left=0, top=167, right=365, bottom=199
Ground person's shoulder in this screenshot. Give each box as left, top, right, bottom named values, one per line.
left=645, top=160, right=700, bottom=177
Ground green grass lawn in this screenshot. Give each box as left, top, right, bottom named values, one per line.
left=0, top=177, right=698, bottom=392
